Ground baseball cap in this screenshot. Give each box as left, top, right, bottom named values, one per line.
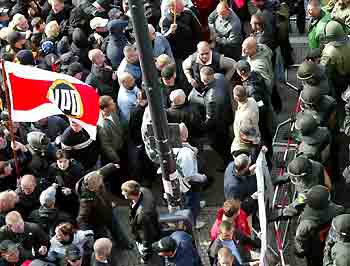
left=67, top=62, right=83, bottom=77
left=235, top=60, right=251, bottom=73
left=0, top=240, right=18, bottom=253
left=90, top=17, right=108, bottom=30
left=7, top=31, right=26, bottom=44
left=151, top=236, right=177, bottom=253
left=65, top=244, right=82, bottom=261
left=161, top=64, right=176, bottom=80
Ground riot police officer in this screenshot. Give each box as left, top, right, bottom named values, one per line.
left=321, top=20, right=350, bottom=98
left=295, top=185, right=345, bottom=266
left=287, top=155, right=331, bottom=193
left=295, top=110, right=331, bottom=164
left=300, top=85, right=337, bottom=130
left=323, top=214, right=350, bottom=266
left=297, top=60, right=333, bottom=96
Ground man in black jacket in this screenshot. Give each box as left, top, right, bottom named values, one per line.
left=0, top=211, right=49, bottom=259
left=121, top=180, right=163, bottom=265
left=193, top=66, right=233, bottom=166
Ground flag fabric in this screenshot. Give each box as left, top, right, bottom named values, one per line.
left=2, top=61, right=100, bottom=139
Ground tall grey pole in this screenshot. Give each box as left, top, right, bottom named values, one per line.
left=128, top=0, right=182, bottom=211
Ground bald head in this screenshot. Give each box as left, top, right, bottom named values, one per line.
left=21, top=175, right=36, bottom=195
left=0, top=191, right=18, bottom=212
left=242, top=37, right=257, bottom=57
left=197, top=41, right=211, bottom=64
left=94, top=238, right=112, bottom=258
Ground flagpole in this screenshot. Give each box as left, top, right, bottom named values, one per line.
left=173, top=0, right=177, bottom=25
left=1, top=60, right=20, bottom=180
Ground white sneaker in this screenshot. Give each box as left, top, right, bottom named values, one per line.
left=200, top=200, right=206, bottom=209
left=195, top=221, right=206, bottom=230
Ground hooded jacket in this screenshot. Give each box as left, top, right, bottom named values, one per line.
left=106, top=19, right=128, bottom=69
left=71, top=28, right=91, bottom=70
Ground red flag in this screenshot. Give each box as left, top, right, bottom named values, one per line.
left=3, top=61, right=100, bottom=139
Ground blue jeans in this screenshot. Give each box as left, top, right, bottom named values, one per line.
left=184, top=190, right=200, bottom=225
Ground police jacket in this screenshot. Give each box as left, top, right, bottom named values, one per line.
left=295, top=203, right=345, bottom=259
left=323, top=214, right=350, bottom=266
left=129, top=187, right=160, bottom=260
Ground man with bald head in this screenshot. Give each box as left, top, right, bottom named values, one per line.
left=183, top=41, right=236, bottom=90
left=166, top=89, right=203, bottom=141
left=91, top=238, right=113, bottom=266
left=208, top=1, right=242, bottom=60
left=148, top=24, right=174, bottom=60
left=242, top=36, right=274, bottom=97
left=15, top=175, right=41, bottom=219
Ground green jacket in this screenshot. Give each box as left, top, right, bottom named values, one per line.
left=308, top=10, right=332, bottom=49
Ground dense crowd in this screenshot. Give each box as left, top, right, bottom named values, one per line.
left=0, top=0, right=350, bottom=265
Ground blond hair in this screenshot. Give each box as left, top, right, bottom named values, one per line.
left=121, top=180, right=140, bottom=196
left=45, top=21, right=60, bottom=38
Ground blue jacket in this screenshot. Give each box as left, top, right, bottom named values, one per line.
left=224, top=162, right=257, bottom=200
left=168, top=231, right=202, bottom=266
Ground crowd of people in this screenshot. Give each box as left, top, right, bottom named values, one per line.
left=0, top=0, right=350, bottom=265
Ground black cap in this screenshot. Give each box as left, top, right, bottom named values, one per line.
left=152, top=236, right=177, bottom=253
left=235, top=60, right=251, bottom=73
left=0, top=240, right=18, bottom=252
left=65, top=244, right=81, bottom=261
left=306, top=185, right=330, bottom=210
left=7, top=31, right=26, bottom=45
left=16, top=50, right=34, bottom=65
left=161, top=64, right=176, bottom=80
left=67, top=62, right=83, bottom=77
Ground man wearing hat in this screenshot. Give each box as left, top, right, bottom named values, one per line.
left=295, top=110, right=331, bottom=164
left=0, top=240, right=26, bottom=265
left=4, top=31, right=28, bottom=55
left=323, top=214, right=350, bottom=266
left=321, top=20, right=350, bottom=96
left=294, top=185, right=345, bottom=266
left=88, top=17, right=109, bottom=50
left=297, top=60, right=333, bottom=96
left=236, top=60, right=274, bottom=166
left=152, top=230, right=202, bottom=266
left=64, top=244, right=83, bottom=266
left=300, top=85, right=337, bottom=130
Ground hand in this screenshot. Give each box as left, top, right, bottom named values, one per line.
left=52, top=183, right=59, bottom=189
left=114, top=163, right=120, bottom=169
left=11, top=141, right=26, bottom=152
left=261, top=146, right=268, bottom=153
left=25, top=30, right=32, bottom=39
left=38, top=246, right=47, bottom=255
left=104, top=65, right=112, bottom=71
left=169, top=23, right=177, bottom=34
left=94, top=33, right=103, bottom=44
left=188, top=78, right=198, bottom=88
left=249, top=261, right=260, bottom=266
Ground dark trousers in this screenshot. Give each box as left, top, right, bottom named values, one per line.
left=184, top=190, right=200, bottom=225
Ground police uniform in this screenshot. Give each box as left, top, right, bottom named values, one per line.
left=295, top=186, right=345, bottom=266
left=295, top=110, right=331, bottom=164
left=321, top=21, right=350, bottom=97
left=323, top=214, right=350, bottom=266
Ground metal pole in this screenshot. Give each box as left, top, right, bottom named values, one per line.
left=1, top=60, right=20, bottom=181
left=128, top=0, right=182, bottom=211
